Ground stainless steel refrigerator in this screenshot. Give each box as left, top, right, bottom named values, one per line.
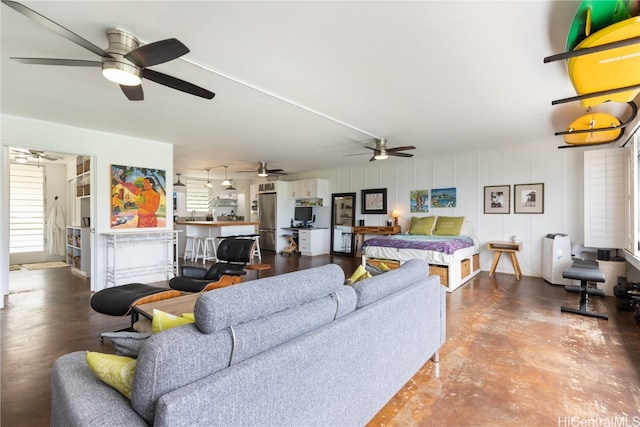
left=258, top=192, right=277, bottom=251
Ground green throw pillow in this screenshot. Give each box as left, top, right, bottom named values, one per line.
left=86, top=351, right=137, bottom=399
left=433, top=216, right=465, bottom=236
left=151, top=309, right=195, bottom=334
left=409, top=216, right=436, bottom=235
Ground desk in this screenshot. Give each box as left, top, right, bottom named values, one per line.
left=352, top=226, right=401, bottom=254
left=488, top=241, right=522, bottom=280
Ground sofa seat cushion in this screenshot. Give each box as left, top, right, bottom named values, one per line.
left=195, top=263, right=345, bottom=334
left=353, top=259, right=430, bottom=308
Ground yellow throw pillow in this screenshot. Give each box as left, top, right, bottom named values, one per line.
left=151, top=309, right=195, bottom=334
left=409, top=216, right=436, bottom=235
left=433, top=216, right=465, bottom=236
left=378, top=262, right=390, bottom=272
left=347, top=265, right=372, bottom=285
left=86, top=351, right=137, bottom=399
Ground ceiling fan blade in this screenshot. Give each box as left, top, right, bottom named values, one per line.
left=386, top=145, right=416, bottom=152
left=125, top=38, right=189, bottom=68
left=11, top=57, right=101, bottom=67
left=363, top=146, right=376, bottom=151
left=142, top=68, right=215, bottom=99
left=389, top=152, right=414, bottom=158
left=266, top=169, right=284, bottom=173
left=343, top=152, right=369, bottom=157
left=2, top=0, right=110, bottom=58
left=40, top=155, right=58, bottom=161
left=268, top=171, right=287, bottom=176
left=369, top=156, right=376, bottom=162
left=120, top=85, right=144, bottom=101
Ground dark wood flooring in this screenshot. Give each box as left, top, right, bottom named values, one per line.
left=2, top=253, right=640, bottom=426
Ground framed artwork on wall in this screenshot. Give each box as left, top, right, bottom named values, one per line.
left=361, top=188, right=387, bottom=214
left=514, top=183, right=544, bottom=214
left=484, top=185, right=510, bottom=214
left=431, top=187, right=457, bottom=208
left=410, top=189, right=429, bottom=213
left=111, top=164, right=167, bottom=229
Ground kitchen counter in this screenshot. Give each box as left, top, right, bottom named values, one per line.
left=176, top=221, right=259, bottom=226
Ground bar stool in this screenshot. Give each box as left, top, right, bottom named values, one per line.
left=183, top=235, right=199, bottom=261
left=194, top=237, right=217, bottom=264
left=237, top=234, right=261, bottom=261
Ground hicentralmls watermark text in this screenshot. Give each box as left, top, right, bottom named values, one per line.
left=558, top=416, right=640, bottom=427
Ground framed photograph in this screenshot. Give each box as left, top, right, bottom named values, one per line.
left=111, top=164, right=167, bottom=229
left=361, top=188, right=387, bottom=214
left=484, top=185, right=510, bottom=214
left=514, top=183, right=544, bottom=214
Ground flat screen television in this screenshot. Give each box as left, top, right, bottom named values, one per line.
left=294, top=206, right=313, bottom=222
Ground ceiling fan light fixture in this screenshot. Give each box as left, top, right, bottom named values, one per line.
left=374, top=150, right=388, bottom=160
left=102, top=62, right=142, bottom=86
left=258, top=162, right=269, bottom=177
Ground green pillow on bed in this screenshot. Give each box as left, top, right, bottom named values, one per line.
left=409, top=216, right=436, bottom=235
left=433, top=216, right=465, bottom=236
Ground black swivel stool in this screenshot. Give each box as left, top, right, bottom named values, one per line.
left=561, top=260, right=608, bottom=320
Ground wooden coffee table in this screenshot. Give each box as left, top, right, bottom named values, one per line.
left=133, top=293, right=200, bottom=320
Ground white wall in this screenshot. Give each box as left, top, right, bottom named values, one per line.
left=287, top=138, right=585, bottom=278
left=1, top=114, right=174, bottom=301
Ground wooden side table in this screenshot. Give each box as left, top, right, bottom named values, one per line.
left=487, top=241, right=522, bottom=280
left=245, top=263, right=271, bottom=279
left=352, top=225, right=401, bottom=255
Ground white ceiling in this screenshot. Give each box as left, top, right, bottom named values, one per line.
left=1, top=0, right=626, bottom=180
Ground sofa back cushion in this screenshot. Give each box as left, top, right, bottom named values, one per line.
left=131, top=264, right=353, bottom=423
left=352, top=259, right=430, bottom=308
left=195, top=263, right=345, bottom=334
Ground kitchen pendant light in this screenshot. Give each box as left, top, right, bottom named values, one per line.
left=221, top=164, right=231, bottom=186
left=204, top=168, right=213, bottom=188
left=173, top=172, right=185, bottom=187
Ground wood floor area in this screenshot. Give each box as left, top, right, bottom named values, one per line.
left=2, top=253, right=640, bottom=426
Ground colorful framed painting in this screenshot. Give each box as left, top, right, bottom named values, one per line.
left=514, top=183, right=544, bottom=214
left=410, top=189, right=429, bottom=213
left=111, top=164, right=167, bottom=229
left=484, top=185, right=510, bottom=214
left=431, top=187, right=457, bottom=208
left=361, top=188, right=387, bottom=214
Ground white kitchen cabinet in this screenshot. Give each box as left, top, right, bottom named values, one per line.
left=298, top=228, right=330, bottom=256
left=288, top=179, right=329, bottom=204
left=65, top=226, right=91, bottom=277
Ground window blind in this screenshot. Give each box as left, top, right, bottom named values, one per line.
left=186, top=177, right=210, bottom=213
left=10, top=163, right=45, bottom=253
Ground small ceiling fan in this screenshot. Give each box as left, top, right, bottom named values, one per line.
left=345, top=138, right=416, bottom=162
left=2, top=0, right=215, bottom=101
left=238, top=161, right=287, bottom=177
left=11, top=148, right=61, bottom=161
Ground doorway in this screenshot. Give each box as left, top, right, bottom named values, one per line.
left=7, top=147, right=93, bottom=291
left=330, top=192, right=356, bottom=256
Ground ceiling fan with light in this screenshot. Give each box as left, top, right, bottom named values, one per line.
left=345, top=138, right=416, bottom=162
left=2, top=0, right=215, bottom=101
left=11, top=148, right=62, bottom=162
left=238, top=161, right=287, bottom=177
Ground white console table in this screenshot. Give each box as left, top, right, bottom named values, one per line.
left=103, top=230, right=181, bottom=287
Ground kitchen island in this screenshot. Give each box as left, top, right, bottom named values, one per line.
left=175, top=221, right=259, bottom=258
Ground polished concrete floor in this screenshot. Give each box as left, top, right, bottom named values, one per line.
left=2, top=253, right=640, bottom=426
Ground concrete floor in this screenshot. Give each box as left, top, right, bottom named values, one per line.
left=2, top=253, right=640, bottom=426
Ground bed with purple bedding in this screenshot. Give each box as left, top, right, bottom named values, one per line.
left=361, top=232, right=480, bottom=292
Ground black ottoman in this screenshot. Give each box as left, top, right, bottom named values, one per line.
left=561, top=260, right=608, bottom=320
left=90, top=283, right=181, bottom=319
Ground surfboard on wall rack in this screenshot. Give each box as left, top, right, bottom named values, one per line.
left=566, top=0, right=637, bottom=52
left=555, top=101, right=637, bottom=148
left=567, top=16, right=640, bottom=108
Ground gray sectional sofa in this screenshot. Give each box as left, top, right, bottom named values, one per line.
left=51, top=259, right=446, bottom=426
